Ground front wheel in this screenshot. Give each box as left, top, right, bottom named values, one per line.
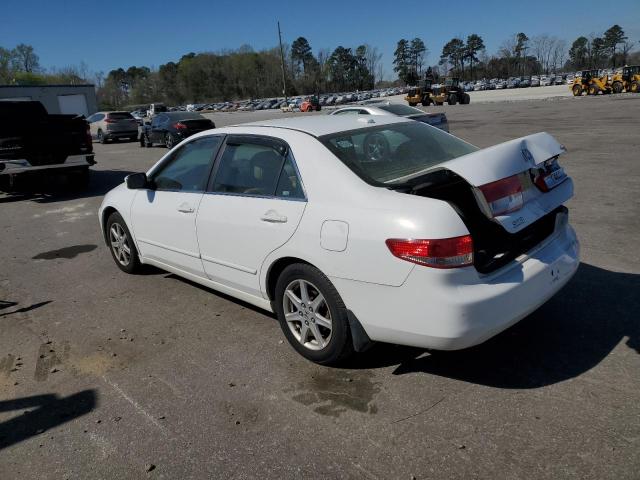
left=572, top=85, right=582, bottom=96
left=106, top=212, right=140, bottom=274
left=275, top=264, right=354, bottom=365
left=612, top=82, right=623, bottom=94
left=164, top=133, right=174, bottom=149
left=448, top=94, right=457, bottom=105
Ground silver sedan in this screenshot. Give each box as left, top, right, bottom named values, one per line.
left=329, top=102, right=449, bottom=132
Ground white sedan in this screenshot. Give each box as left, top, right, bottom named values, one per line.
left=99, top=116, right=579, bottom=364
left=330, top=102, right=449, bottom=132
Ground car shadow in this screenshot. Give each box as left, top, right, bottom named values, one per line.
left=0, top=390, right=97, bottom=450
left=0, top=169, right=135, bottom=204
left=346, top=263, right=639, bottom=389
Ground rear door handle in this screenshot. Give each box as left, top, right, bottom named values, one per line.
left=177, top=202, right=194, bottom=213
left=260, top=210, right=287, bottom=223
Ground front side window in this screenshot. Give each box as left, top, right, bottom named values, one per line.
left=152, top=136, right=222, bottom=192
left=320, top=121, right=478, bottom=185
left=211, top=139, right=304, bottom=199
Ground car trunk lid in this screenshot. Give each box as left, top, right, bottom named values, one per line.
left=438, top=132, right=572, bottom=234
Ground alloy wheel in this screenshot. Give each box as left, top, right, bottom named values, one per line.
left=283, top=279, right=332, bottom=351
left=109, top=223, right=132, bottom=266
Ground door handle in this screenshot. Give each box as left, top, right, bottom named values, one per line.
left=260, top=210, right=287, bottom=223
left=177, top=202, right=194, bottom=213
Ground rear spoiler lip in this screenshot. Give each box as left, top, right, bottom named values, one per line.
left=441, top=132, right=566, bottom=187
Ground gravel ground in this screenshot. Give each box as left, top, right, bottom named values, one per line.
left=0, top=93, right=638, bottom=480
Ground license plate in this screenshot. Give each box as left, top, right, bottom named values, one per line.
left=543, top=167, right=567, bottom=190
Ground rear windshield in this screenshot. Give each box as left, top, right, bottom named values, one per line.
left=108, top=112, right=134, bottom=120
left=377, top=104, right=423, bottom=116
left=320, top=121, right=478, bottom=185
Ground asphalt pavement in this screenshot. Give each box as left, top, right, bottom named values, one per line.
left=1, top=93, right=639, bottom=479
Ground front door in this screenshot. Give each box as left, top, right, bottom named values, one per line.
left=131, top=135, right=223, bottom=276
left=196, top=135, right=306, bottom=297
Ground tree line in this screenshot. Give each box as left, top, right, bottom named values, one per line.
left=395, top=24, right=635, bottom=82
left=1, top=23, right=637, bottom=108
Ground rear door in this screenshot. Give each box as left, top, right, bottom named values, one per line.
left=130, top=135, right=223, bottom=276
left=149, top=114, right=167, bottom=143
left=196, top=135, right=306, bottom=297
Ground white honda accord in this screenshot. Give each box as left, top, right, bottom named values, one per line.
left=99, top=116, right=579, bottom=364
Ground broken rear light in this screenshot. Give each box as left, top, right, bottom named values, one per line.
left=386, top=235, right=474, bottom=269
left=479, top=174, right=523, bottom=217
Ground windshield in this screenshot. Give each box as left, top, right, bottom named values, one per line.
left=320, top=121, right=478, bottom=185
left=378, top=104, right=424, bottom=116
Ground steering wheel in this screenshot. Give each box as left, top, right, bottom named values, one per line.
left=363, top=132, right=391, bottom=162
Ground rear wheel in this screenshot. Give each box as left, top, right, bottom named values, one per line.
left=462, top=93, right=471, bottom=104
left=97, top=129, right=107, bottom=144
left=164, top=133, right=174, bottom=149
left=588, top=85, right=599, bottom=95
left=448, top=94, right=457, bottom=105
left=275, top=263, right=354, bottom=365
left=106, top=212, right=140, bottom=274
left=612, top=82, right=623, bottom=94
left=631, top=81, right=639, bottom=93
left=572, top=85, right=582, bottom=96
left=408, top=102, right=417, bottom=107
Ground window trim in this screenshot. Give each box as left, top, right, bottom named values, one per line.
left=205, top=134, right=307, bottom=202
left=147, top=134, right=225, bottom=193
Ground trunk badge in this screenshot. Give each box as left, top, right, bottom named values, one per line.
left=521, top=147, right=534, bottom=164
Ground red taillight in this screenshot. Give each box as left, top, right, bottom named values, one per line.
left=104, top=117, right=116, bottom=123
left=385, top=235, right=474, bottom=269
left=173, top=122, right=187, bottom=130
left=478, top=174, right=523, bottom=217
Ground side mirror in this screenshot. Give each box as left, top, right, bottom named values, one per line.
left=126, top=172, right=149, bottom=189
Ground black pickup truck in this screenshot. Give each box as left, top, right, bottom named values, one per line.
left=0, top=101, right=93, bottom=165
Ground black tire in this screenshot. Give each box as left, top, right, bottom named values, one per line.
left=97, top=129, right=107, bottom=144
left=421, top=98, right=431, bottom=106
left=631, top=81, right=639, bottom=93
left=572, top=85, right=582, bottom=96
left=164, top=133, right=174, bottom=149
left=144, top=133, right=152, bottom=148
left=106, top=212, right=140, bottom=274
left=463, top=93, right=470, bottom=104
left=588, top=85, right=599, bottom=95
left=612, top=82, right=623, bottom=94
left=408, top=102, right=417, bottom=107
left=448, top=94, right=457, bottom=106
left=274, top=263, right=354, bottom=365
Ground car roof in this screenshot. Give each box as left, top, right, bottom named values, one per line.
left=232, top=114, right=410, bottom=137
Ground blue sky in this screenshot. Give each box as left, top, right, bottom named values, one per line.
left=2, top=0, right=639, bottom=79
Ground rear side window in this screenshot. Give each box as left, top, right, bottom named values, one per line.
left=211, top=139, right=304, bottom=199
left=108, top=112, right=134, bottom=120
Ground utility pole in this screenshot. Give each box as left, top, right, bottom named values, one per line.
left=277, top=21, right=288, bottom=105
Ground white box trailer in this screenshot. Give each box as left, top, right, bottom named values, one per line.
left=0, top=84, right=97, bottom=116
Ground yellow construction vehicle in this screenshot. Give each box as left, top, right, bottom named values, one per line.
left=571, top=70, right=612, bottom=96
left=405, top=78, right=470, bottom=106
left=405, top=79, right=434, bottom=106
left=611, top=65, right=640, bottom=93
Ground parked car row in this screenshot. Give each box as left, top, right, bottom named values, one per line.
left=460, top=75, right=569, bottom=91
